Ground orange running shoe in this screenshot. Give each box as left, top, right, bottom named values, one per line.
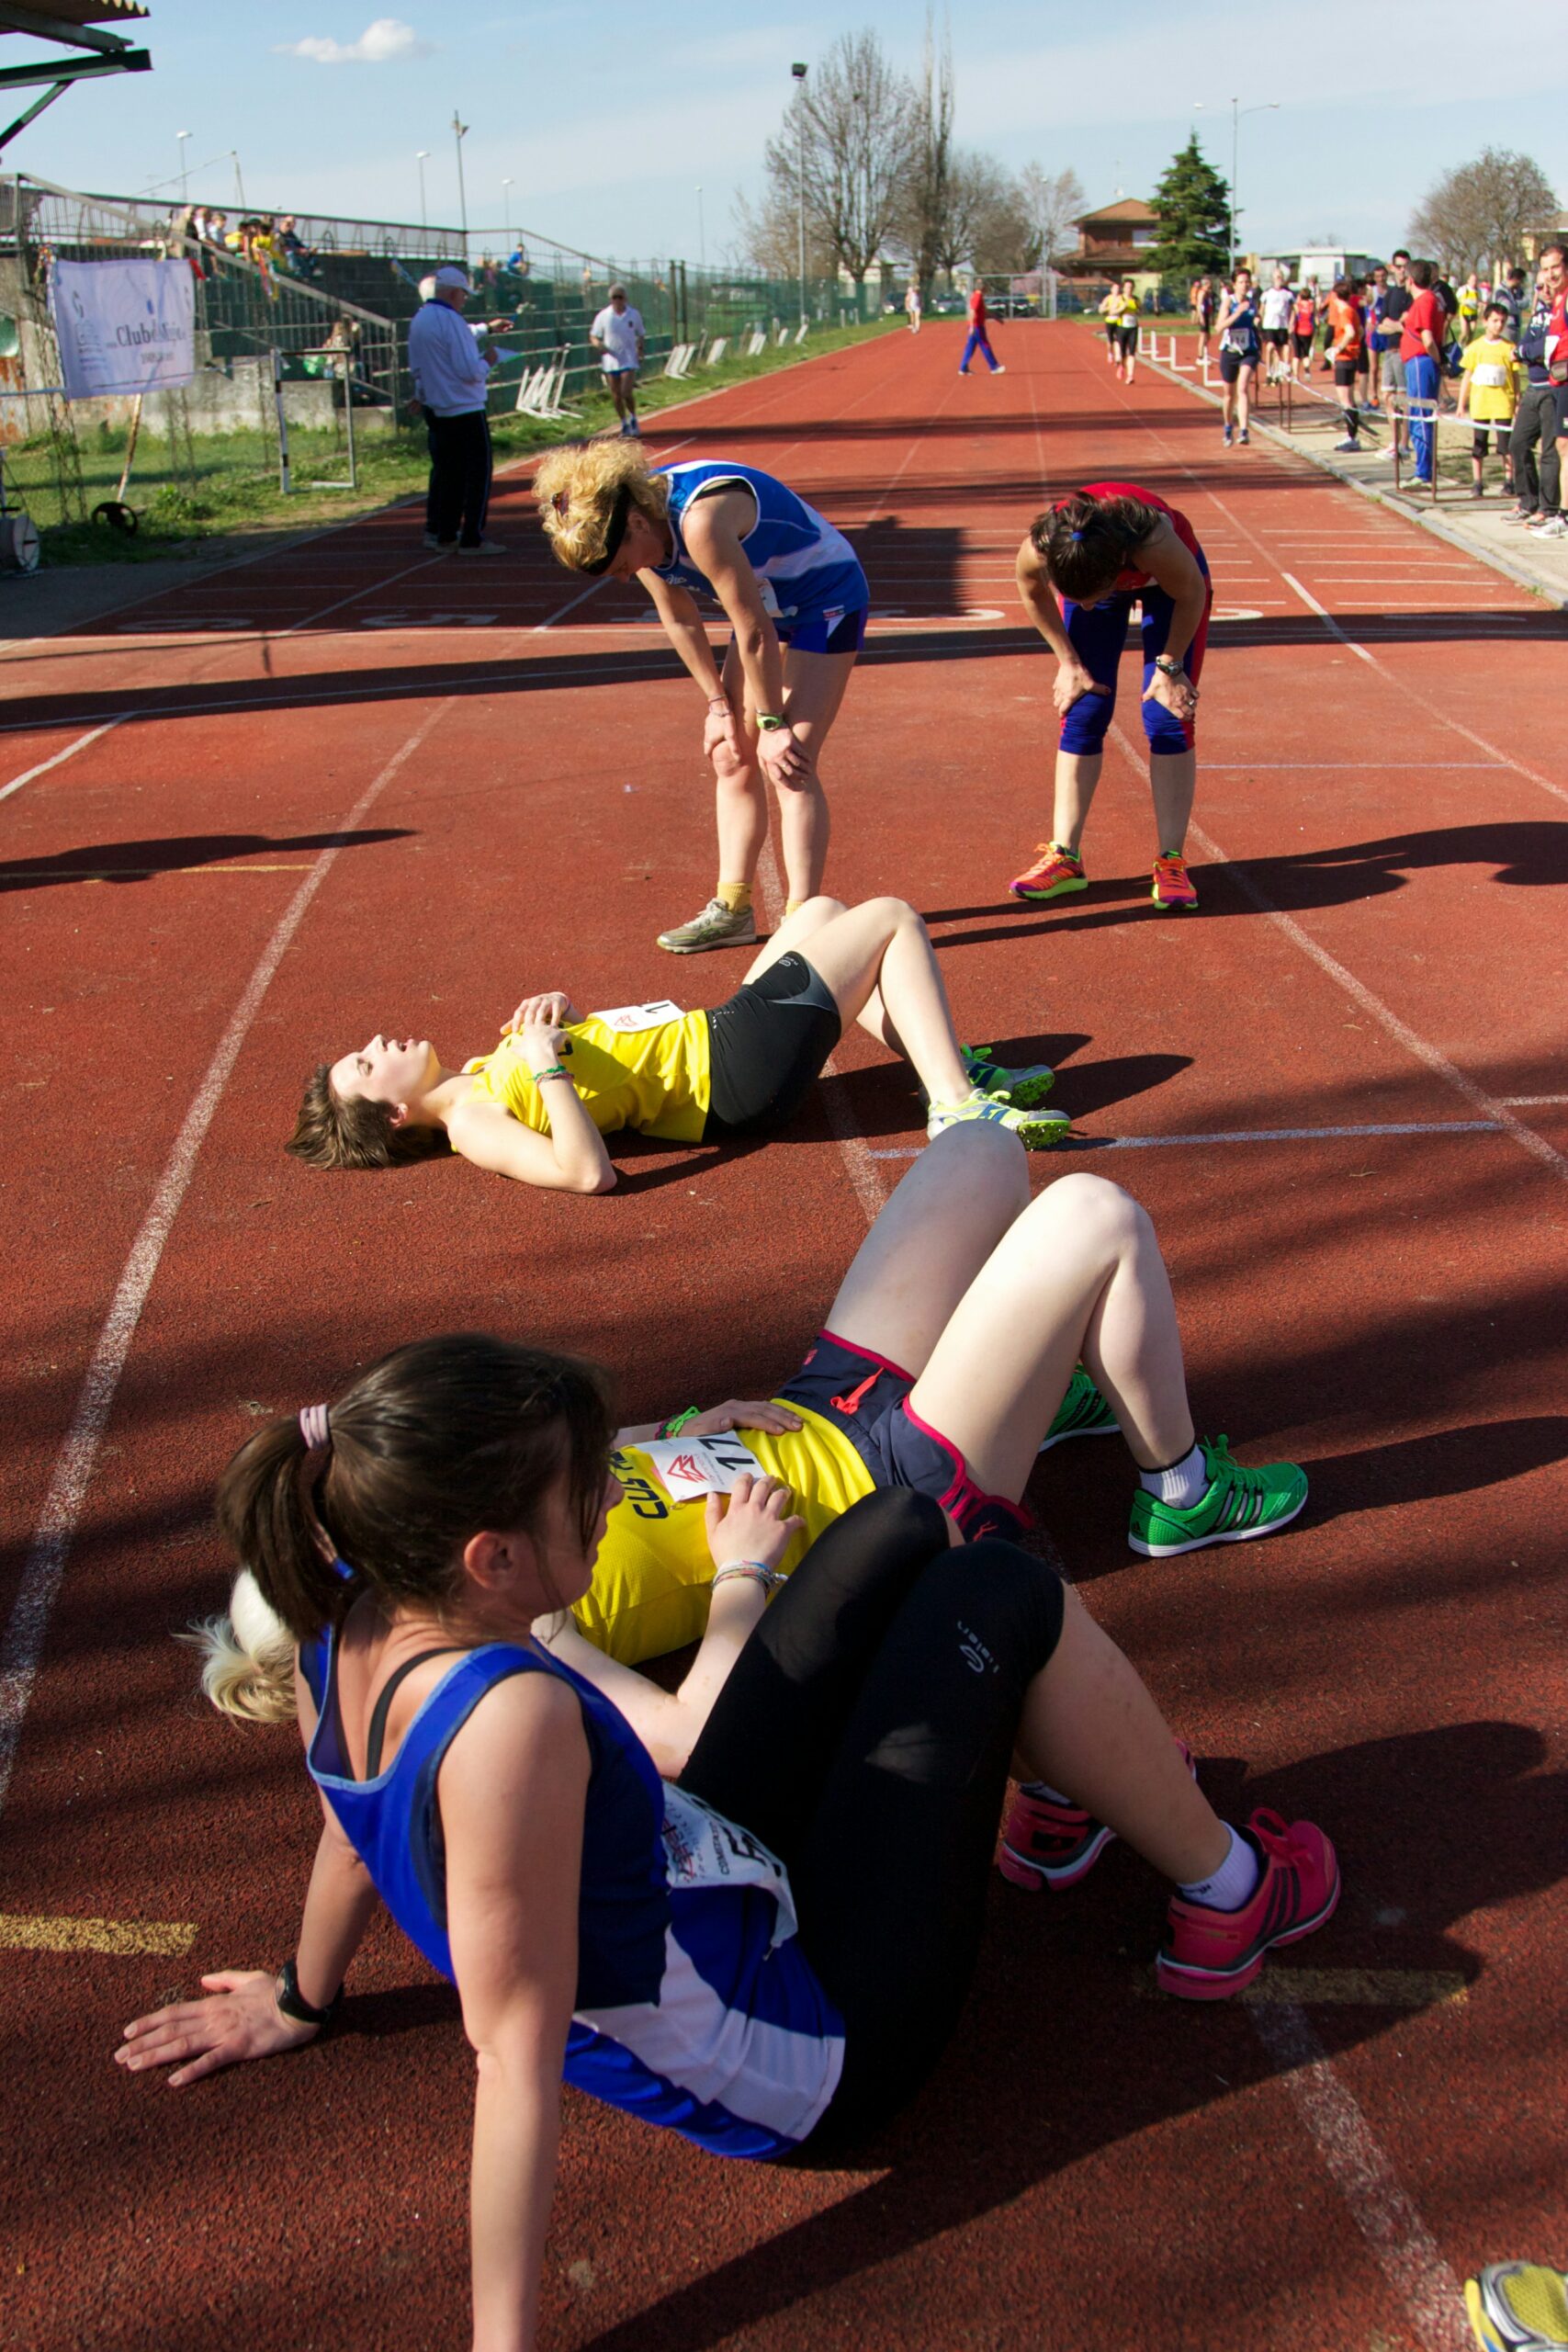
left=1010, top=841, right=1087, bottom=901
left=1151, top=851, right=1199, bottom=911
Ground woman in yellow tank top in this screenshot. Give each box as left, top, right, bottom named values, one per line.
left=288, top=893, right=1067, bottom=1192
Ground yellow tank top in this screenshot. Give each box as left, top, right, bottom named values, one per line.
left=464, top=1011, right=711, bottom=1145
left=573, top=1405, right=876, bottom=1665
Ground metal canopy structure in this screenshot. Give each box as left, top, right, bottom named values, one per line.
left=0, top=2, right=151, bottom=157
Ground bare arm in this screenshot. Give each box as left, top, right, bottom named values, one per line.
left=680, top=492, right=788, bottom=718
left=1015, top=534, right=1110, bottom=720
left=442, top=1672, right=588, bottom=2352
left=637, top=569, right=727, bottom=699
left=1134, top=517, right=1208, bottom=668
left=448, top=1091, right=616, bottom=1195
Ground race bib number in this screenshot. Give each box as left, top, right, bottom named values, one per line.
left=660, top=1783, right=798, bottom=1948
left=590, top=1000, right=685, bottom=1033
left=641, top=1430, right=759, bottom=1500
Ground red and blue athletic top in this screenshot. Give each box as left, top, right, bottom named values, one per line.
left=1071, top=481, right=1201, bottom=592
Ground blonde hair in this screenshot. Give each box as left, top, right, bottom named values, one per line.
left=534, top=438, right=669, bottom=571
left=182, top=1567, right=298, bottom=1725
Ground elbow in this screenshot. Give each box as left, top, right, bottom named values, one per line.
left=578, top=1163, right=617, bottom=1195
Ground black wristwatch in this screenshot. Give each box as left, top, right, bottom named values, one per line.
left=1154, top=655, right=1188, bottom=678
left=276, top=1957, right=342, bottom=2030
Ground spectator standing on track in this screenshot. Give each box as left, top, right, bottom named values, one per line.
left=1494, top=264, right=1527, bottom=338
left=590, top=284, right=646, bottom=438
left=959, top=280, right=1005, bottom=375
left=408, top=266, right=506, bottom=556
left=1290, top=279, right=1317, bottom=386
left=1400, top=259, right=1447, bottom=486
left=1457, top=301, right=1521, bottom=499
left=904, top=282, right=922, bottom=334
left=1325, top=276, right=1370, bottom=451
left=1375, top=252, right=1413, bottom=452
left=1010, top=481, right=1213, bottom=913
left=1260, top=266, right=1293, bottom=382
left=1363, top=264, right=1392, bottom=412
left=1215, top=267, right=1261, bottom=445
left=1507, top=243, right=1566, bottom=537
left=535, top=441, right=869, bottom=952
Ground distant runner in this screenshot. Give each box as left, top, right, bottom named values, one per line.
left=959, top=281, right=1005, bottom=376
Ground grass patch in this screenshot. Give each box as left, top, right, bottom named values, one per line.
left=13, top=316, right=906, bottom=567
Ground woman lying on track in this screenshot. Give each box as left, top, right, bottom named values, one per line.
left=1010, top=480, right=1213, bottom=914
left=534, top=439, right=867, bottom=956
left=288, top=894, right=1066, bottom=1192
left=122, top=1339, right=1337, bottom=2352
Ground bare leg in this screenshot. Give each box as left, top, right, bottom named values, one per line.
left=715, top=640, right=771, bottom=888
left=772, top=645, right=858, bottom=904
left=1016, top=1591, right=1227, bottom=1882
left=816, top=1123, right=1029, bottom=1375
left=738, top=895, right=845, bottom=981
left=758, top=895, right=971, bottom=1104
left=1051, top=750, right=1102, bottom=853
left=908, top=1170, right=1196, bottom=1500
left=1148, top=748, right=1196, bottom=854
left=1236, top=366, right=1253, bottom=433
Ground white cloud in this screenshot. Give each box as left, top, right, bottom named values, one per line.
left=276, top=17, right=432, bottom=63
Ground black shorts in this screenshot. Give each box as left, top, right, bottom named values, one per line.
left=1292, top=331, right=1314, bottom=358
left=703, top=952, right=841, bottom=1136
left=1218, top=347, right=1255, bottom=384
left=1264, top=326, right=1290, bottom=350
left=1333, top=358, right=1359, bottom=388
left=1114, top=324, right=1138, bottom=356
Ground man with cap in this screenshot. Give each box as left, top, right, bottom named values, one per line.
left=590, top=283, right=647, bottom=436
left=407, top=265, right=506, bottom=553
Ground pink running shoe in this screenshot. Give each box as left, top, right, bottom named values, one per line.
left=1010, top=841, right=1087, bottom=901
left=998, top=1739, right=1195, bottom=1892
left=1151, top=851, right=1199, bottom=910
left=1156, top=1808, right=1340, bottom=1999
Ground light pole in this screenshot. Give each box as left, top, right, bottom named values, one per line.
left=416, top=150, right=430, bottom=231
left=696, top=184, right=705, bottom=272
left=502, top=175, right=513, bottom=244
left=452, top=111, right=469, bottom=259
left=176, top=130, right=191, bottom=204
left=791, top=61, right=807, bottom=330
left=1194, top=97, right=1279, bottom=274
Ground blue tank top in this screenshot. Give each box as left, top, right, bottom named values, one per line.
left=1221, top=294, right=1261, bottom=355
left=653, top=460, right=868, bottom=627
left=301, top=1627, right=844, bottom=2159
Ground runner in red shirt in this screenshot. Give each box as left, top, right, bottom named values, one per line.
left=1010, top=481, right=1213, bottom=912
left=960, top=284, right=1005, bottom=377
left=1325, top=277, right=1371, bottom=451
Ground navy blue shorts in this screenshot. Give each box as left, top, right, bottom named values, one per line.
left=729, top=604, right=869, bottom=662
left=776, top=1329, right=1031, bottom=1544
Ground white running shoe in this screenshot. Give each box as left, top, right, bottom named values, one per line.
left=657, top=898, right=758, bottom=955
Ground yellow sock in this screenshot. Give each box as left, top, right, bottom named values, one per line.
left=715, top=880, right=751, bottom=914
left=784, top=899, right=805, bottom=918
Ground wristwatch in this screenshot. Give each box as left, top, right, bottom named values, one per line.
left=755, top=712, right=789, bottom=732
left=1154, top=655, right=1187, bottom=678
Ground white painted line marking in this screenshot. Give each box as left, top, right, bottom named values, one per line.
left=0, top=699, right=456, bottom=1819
left=0, top=719, right=123, bottom=806
left=1252, top=2002, right=1472, bottom=2352
left=1202, top=763, right=1504, bottom=771
left=1501, top=1094, right=1568, bottom=1105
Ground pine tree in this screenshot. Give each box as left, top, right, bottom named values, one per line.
left=1147, top=137, right=1231, bottom=277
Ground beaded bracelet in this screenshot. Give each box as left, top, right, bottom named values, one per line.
left=711, top=1561, right=787, bottom=1596
left=658, top=1406, right=701, bottom=1440
left=532, top=1065, right=571, bottom=1084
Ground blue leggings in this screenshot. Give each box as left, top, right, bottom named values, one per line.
left=1057, top=558, right=1213, bottom=758
left=960, top=326, right=1000, bottom=373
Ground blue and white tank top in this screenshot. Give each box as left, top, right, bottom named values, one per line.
left=1220, top=293, right=1261, bottom=356
left=653, top=460, right=868, bottom=627
left=301, top=1628, right=844, bottom=2159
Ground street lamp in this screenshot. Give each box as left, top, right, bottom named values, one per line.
left=416, top=150, right=430, bottom=232
left=176, top=130, right=191, bottom=203
left=452, top=111, right=469, bottom=259
left=1194, top=97, right=1280, bottom=274
left=791, top=61, right=807, bottom=330
left=502, top=175, right=513, bottom=243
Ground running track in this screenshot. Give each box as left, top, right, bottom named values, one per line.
left=4, top=322, right=1567, bottom=2352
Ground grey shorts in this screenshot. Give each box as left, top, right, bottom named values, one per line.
left=1379, top=349, right=1404, bottom=392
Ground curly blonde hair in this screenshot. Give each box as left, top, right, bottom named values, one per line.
left=180, top=1567, right=298, bottom=1726
left=534, top=438, right=669, bottom=571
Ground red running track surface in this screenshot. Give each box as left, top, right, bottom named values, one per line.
left=3, top=322, right=1567, bottom=2352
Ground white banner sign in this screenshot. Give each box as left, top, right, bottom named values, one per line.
left=49, top=258, right=196, bottom=400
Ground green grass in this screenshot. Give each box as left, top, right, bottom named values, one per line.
left=14, top=315, right=907, bottom=567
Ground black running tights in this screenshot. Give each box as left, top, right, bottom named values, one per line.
left=679, top=1489, right=1066, bottom=2145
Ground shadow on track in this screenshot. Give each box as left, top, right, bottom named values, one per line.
left=0, top=828, right=412, bottom=894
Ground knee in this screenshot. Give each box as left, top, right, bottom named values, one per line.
left=863, top=892, right=914, bottom=933
left=1059, top=708, right=1111, bottom=757
left=1034, top=1170, right=1148, bottom=1255
left=711, top=739, right=759, bottom=786
left=795, top=893, right=845, bottom=925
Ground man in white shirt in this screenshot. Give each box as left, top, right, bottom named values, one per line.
left=590, top=283, right=647, bottom=436
left=406, top=265, right=504, bottom=553
left=1260, top=267, right=1294, bottom=383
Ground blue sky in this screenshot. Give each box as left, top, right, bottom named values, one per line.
left=17, top=0, right=1567, bottom=265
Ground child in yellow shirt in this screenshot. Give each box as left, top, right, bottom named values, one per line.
left=1457, top=301, right=1521, bottom=498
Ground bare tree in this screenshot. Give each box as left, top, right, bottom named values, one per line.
left=1409, top=147, right=1558, bottom=274
left=760, top=28, right=916, bottom=283
left=894, top=10, right=955, bottom=296
left=1018, top=162, right=1086, bottom=272
left=732, top=186, right=835, bottom=280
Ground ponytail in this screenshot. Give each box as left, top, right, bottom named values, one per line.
left=1029, top=488, right=1156, bottom=605
left=181, top=1569, right=298, bottom=1724
left=215, top=1417, right=355, bottom=1645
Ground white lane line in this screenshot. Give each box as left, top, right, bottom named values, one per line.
left=1251, top=2004, right=1472, bottom=2352
left=1202, top=762, right=1504, bottom=771
left=1503, top=1093, right=1568, bottom=1105
left=0, top=699, right=455, bottom=1819
left=867, top=1119, right=1502, bottom=1159
left=0, top=719, right=124, bottom=806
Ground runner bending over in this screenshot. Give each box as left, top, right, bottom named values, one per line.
left=288, top=894, right=1066, bottom=1192
left=1216, top=268, right=1261, bottom=443
left=123, top=1339, right=1334, bottom=2347
left=1009, top=481, right=1212, bottom=912
left=535, top=442, right=865, bottom=955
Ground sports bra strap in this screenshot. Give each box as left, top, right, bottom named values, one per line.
left=365, top=1647, right=463, bottom=1779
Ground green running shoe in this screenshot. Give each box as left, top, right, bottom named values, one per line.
left=1039, top=1364, right=1120, bottom=1453
left=926, top=1090, right=1071, bottom=1150
left=1127, top=1434, right=1308, bottom=1558
left=961, top=1043, right=1057, bottom=1109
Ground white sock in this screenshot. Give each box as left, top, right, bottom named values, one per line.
left=1139, top=1441, right=1207, bottom=1508
left=1179, top=1823, right=1259, bottom=1912
left=1022, top=1781, right=1075, bottom=1806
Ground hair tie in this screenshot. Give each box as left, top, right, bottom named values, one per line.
left=1070, top=528, right=1084, bottom=541
left=299, top=1403, right=332, bottom=1451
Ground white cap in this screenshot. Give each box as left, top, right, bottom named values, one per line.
left=434, top=264, right=471, bottom=290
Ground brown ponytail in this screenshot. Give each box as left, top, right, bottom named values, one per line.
left=215, top=1334, right=616, bottom=1645
left=1030, top=488, right=1157, bottom=605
